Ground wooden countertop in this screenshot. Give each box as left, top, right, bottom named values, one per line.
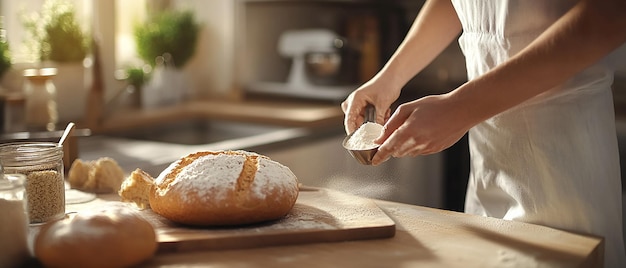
left=85, top=97, right=344, bottom=134
left=27, top=189, right=602, bottom=267
left=138, top=198, right=602, bottom=267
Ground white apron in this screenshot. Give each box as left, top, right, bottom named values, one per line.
left=451, top=1, right=626, bottom=266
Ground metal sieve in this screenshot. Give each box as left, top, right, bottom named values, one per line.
left=342, top=104, right=379, bottom=165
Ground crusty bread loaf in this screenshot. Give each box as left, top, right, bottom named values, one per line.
left=68, top=157, right=126, bottom=193
left=119, top=168, right=154, bottom=209
left=149, top=150, right=299, bottom=226
left=34, top=207, right=157, bottom=268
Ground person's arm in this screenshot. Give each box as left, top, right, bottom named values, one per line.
left=449, top=0, right=626, bottom=127
left=372, top=0, right=626, bottom=165
left=376, top=0, right=462, bottom=90
left=341, top=0, right=461, bottom=134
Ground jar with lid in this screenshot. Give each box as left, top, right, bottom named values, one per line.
left=0, top=173, right=30, bottom=268
left=23, top=68, right=58, bottom=131
left=0, top=142, right=65, bottom=223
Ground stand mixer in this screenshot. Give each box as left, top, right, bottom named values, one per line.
left=246, top=29, right=359, bottom=101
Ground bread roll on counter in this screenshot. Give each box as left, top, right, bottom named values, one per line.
left=68, top=157, right=126, bottom=194
left=34, top=207, right=157, bottom=268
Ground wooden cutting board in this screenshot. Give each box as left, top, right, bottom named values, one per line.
left=65, top=187, right=396, bottom=253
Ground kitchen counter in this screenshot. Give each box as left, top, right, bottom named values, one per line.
left=25, top=127, right=602, bottom=268
left=28, top=189, right=602, bottom=268
left=141, top=197, right=601, bottom=267
left=86, top=97, right=344, bottom=134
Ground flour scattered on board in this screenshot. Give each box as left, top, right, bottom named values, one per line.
left=485, top=249, right=539, bottom=268
left=266, top=206, right=337, bottom=230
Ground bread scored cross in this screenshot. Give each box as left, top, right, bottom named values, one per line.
left=119, top=150, right=299, bottom=226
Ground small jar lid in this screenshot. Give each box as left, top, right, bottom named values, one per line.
left=0, top=142, right=64, bottom=169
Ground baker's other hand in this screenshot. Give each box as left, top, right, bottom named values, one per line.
left=371, top=94, right=471, bottom=166
left=341, top=79, right=399, bottom=135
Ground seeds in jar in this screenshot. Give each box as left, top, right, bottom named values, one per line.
left=25, top=170, right=65, bottom=223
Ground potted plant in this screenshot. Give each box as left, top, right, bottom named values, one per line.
left=22, top=0, right=89, bottom=63
left=134, top=10, right=199, bottom=68
left=134, top=10, right=200, bottom=107
left=22, top=0, right=90, bottom=122
left=0, top=36, right=10, bottom=82
left=114, top=64, right=151, bottom=108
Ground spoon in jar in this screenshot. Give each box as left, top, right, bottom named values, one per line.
left=58, top=122, right=96, bottom=204
left=58, top=122, right=76, bottom=147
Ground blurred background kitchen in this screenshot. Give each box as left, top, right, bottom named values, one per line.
left=0, top=0, right=625, bottom=217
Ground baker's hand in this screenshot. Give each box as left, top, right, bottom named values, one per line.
left=341, top=79, right=398, bottom=135
left=371, top=94, right=471, bottom=165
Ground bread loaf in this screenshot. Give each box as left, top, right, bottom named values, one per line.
left=34, top=207, right=157, bottom=268
left=148, top=150, right=299, bottom=226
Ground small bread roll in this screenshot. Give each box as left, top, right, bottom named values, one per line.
left=119, top=168, right=154, bottom=209
left=67, top=159, right=90, bottom=188
left=149, top=150, right=299, bottom=226
left=35, top=207, right=157, bottom=268
left=68, top=157, right=126, bottom=193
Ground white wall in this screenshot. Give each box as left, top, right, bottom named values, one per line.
left=173, top=0, right=236, bottom=98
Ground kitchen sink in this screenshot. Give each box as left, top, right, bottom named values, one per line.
left=78, top=120, right=324, bottom=176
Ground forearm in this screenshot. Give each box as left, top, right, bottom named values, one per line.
left=450, top=0, right=626, bottom=126
left=375, top=0, right=462, bottom=90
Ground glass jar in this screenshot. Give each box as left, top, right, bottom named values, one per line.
left=23, top=68, right=58, bottom=131
left=0, top=173, right=29, bottom=268
left=0, top=142, right=65, bottom=223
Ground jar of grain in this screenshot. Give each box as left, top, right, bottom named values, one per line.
left=0, top=173, right=29, bottom=267
left=0, top=142, right=65, bottom=223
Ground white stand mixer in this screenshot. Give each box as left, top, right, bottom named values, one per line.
left=246, top=29, right=359, bottom=101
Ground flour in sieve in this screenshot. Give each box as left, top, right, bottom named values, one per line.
left=345, top=122, right=384, bottom=150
